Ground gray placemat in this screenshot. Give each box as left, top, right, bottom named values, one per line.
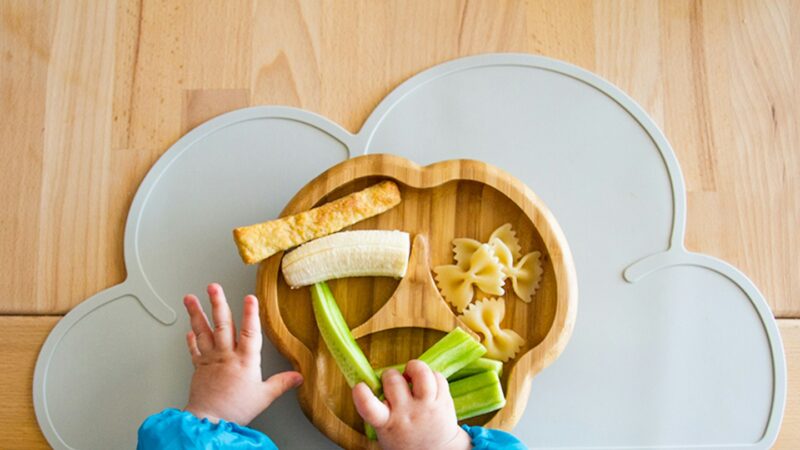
left=34, top=54, right=785, bottom=449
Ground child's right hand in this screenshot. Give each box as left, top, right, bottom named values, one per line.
left=352, top=360, right=471, bottom=450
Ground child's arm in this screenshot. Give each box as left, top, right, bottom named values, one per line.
left=352, top=360, right=526, bottom=450
left=138, top=284, right=302, bottom=449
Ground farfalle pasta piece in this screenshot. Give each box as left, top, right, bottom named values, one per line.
left=490, top=238, right=543, bottom=303
left=434, top=244, right=505, bottom=312
left=460, top=298, right=524, bottom=362
left=509, top=250, right=543, bottom=303
left=489, top=223, right=522, bottom=260
left=452, top=224, right=521, bottom=268
left=452, top=238, right=482, bottom=270
left=488, top=237, right=514, bottom=273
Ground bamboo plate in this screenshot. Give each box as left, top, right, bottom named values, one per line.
left=258, top=153, right=577, bottom=449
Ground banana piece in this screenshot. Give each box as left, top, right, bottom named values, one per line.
left=281, top=230, right=410, bottom=288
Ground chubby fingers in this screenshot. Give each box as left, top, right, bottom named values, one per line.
left=405, top=360, right=437, bottom=401
left=434, top=371, right=451, bottom=402
left=352, top=382, right=390, bottom=428
left=381, top=368, right=411, bottom=407
left=261, top=371, right=303, bottom=410
left=237, top=295, right=262, bottom=357
left=208, top=283, right=236, bottom=350
left=183, top=294, right=214, bottom=353
left=185, top=331, right=201, bottom=362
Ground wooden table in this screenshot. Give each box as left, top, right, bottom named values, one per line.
left=1, top=1, right=797, bottom=448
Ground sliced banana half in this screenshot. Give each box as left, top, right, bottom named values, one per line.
left=281, top=230, right=410, bottom=288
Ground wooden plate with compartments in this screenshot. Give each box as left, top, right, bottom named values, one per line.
left=258, top=153, right=577, bottom=449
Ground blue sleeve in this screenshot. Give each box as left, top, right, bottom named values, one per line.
left=137, top=408, right=277, bottom=450
left=462, top=425, right=527, bottom=450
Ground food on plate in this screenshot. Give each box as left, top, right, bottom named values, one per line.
left=375, top=346, right=507, bottom=423
left=434, top=244, right=505, bottom=312
left=415, top=327, right=487, bottom=378
left=310, top=282, right=381, bottom=393
left=445, top=357, right=503, bottom=381
left=487, top=223, right=522, bottom=261
left=506, top=248, right=543, bottom=303
left=449, top=370, right=506, bottom=420
left=444, top=223, right=543, bottom=305
left=370, top=366, right=506, bottom=439
left=281, top=230, right=410, bottom=288
left=365, top=328, right=490, bottom=440
left=460, top=298, right=524, bottom=362
left=453, top=224, right=522, bottom=270
left=376, top=357, right=502, bottom=382
left=452, top=238, right=482, bottom=270
left=488, top=237, right=543, bottom=303
left=233, top=180, right=401, bottom=264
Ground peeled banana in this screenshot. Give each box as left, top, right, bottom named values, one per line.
left=281, top=230, right=410, bottom=288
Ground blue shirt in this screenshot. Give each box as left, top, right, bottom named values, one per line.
left=138, top=409, right=526, bottom=449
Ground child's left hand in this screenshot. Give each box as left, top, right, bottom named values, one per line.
left=182, top=283, right=303, bottom=425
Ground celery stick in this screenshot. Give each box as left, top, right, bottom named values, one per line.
left=450, top=370, right=506, bottom=420
left=417, top=328, right=486, bottom=378
left=366, top=369, right=506, bottom=437
left=446, top=358, right=503, bottom=381
left=376, top=357, right=502, bottom=381
left=365, top=423, right=377, bottom=441
left=374, top=363, right=405, bottom=378
left=311, top=282, right=381, bottom=393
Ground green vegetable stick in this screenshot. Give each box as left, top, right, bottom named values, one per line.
left=447, top=358, right=503, bottom=381
left=364, top=329, right=485, bottom=440
left=311, top=282, right=381, bottom=393
left=367, top=369, right=507, bottom=440
left=449, top=370, right=506, bottom=420
left=376, top=357, right=503, bottom=381
left=416, top=328, right=486, bottom=378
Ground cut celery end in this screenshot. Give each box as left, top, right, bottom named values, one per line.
left=376, top=357, right=502, bottom=381
left=375, top=363, right=406, bottom=378
left=311, top=282, right=381, bottom=393
left=450, top=370, right=506, bottom=420
left=417, top=328, right=486, bottom=378
left=446, top=358, right=503, bottom=381
left=454, top=384, right=506, bottom=420
left=365, top=423, right=377, bottom=440
left=449, top=369, right=499, bottom=397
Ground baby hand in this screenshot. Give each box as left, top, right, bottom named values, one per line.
left=352, top=360, right=471, bottom=450
left=182, top=283, right=303, bottom=425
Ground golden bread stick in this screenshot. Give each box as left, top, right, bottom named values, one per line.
left=233, top=180, right=401, bottom=264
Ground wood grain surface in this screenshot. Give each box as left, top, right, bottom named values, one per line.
left=258, top=155, right=577, bottom=448
left=0, top=0, right=797, bottom=448
left=0, top=317, right=58, bottom=450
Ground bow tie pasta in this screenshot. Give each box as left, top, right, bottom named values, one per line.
left=491, top=238, right=543, bottom=303
left=461, top=298, right=524, bottom=362
left=488, top=223, right=522, bottom=260
left=438, top=223, right=543, bottom=310
left=434, top=243, right=506, bottom=312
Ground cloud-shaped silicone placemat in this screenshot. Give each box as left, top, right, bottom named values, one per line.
left=34, top=54, right=785, bottom=449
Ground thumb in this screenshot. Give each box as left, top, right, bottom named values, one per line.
left=261, top=371, right=303, bottom=408
left=352, top=382, right=390, bottom=428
